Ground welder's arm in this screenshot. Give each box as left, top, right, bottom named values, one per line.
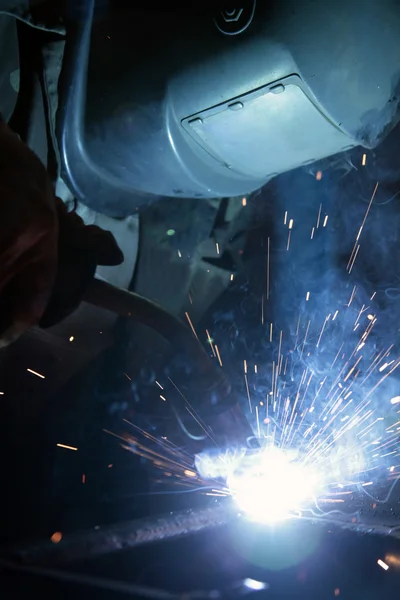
left=0, top=118, right=123, bottom=346
left=0, top=119, right=58, bottom=346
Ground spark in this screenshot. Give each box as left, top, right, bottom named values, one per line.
left=362, top=153, right=367, bottom=166
left=261, top=294, right=264, bottom=325
left=185, top=311, right=199, bottom=340
left=316, top=171, right=323, bottom=181
left=27, top=368, right=45, bottom=379
left=177, top=249, right=182, bottom=258
left=57, top=443, right=78, bottom=451
left=242, top=197, right=247, bottom=206
left=216, top=242, right=220, bottom=255
left=300, top=320, right=311, bottom=360
left=347, top=182, right=379, bottom=272
left=317, top=315, right=330, bottom=348
left=50, top=532, right=62, bottom=544
left=316, top=204, right=322, bottom=228
left=215, top=344, right=223, bottom=367
left=287, top=230, right=292, bottom=250
left=348, top=244, right=360, bottom=274
left=69, top=336, right=74, bottom=342
left=244, top=373, right=252, bottom=413
left=155, top=380, right=164, bottom=390
left=377, top=559, right=389, bottom=571
left=206, top=329, right=216, bottom=357
left=357, top=182, right=379, bottom=241
left=160, top=395, right=167, bottom=401
left=348, top=285, right=357, bottom=306
left=266, top=236, right=270, bottom=300
left=111, top=177, right=400, bottom=534
left=184, top=470, right=197, bottom=478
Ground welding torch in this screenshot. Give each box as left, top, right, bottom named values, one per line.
left=83, top=277, right=253, bottom=448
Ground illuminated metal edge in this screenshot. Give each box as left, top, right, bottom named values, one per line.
left=307, top=512, right=400, bottom=539
left=5, top=503, right=238, bottom=566
left=5, top=499, right=400, bottom=568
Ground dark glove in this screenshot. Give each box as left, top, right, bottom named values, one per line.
left=0, top=119, right=123, bottom=345
left=39, top=198, right=124, bottom=328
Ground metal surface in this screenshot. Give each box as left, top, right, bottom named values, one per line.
left=57, top=0, right=400, bottom=216
left=8, top=503, right=236, bottom=566
left=182, top=75, right=351, bottom=179
left=8, top=489, right=400, bottom=567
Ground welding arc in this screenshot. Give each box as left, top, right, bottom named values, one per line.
left=6, top=504, right=236, bottom=566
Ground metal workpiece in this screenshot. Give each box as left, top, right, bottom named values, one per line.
left=8, top=503, right=237, bottom=566
left=8, top=494, right=400, bottom=567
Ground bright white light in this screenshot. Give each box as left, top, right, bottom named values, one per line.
left=243, top=578, right=268, bottom=591
left=227, top=447, right=320, bottom=524
left=195, top=447, right=246, bottom=480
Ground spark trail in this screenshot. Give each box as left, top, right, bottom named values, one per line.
left=111, top=174, right=400, bottom=525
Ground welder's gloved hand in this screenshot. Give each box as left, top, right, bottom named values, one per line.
left=0, top=119, right=123, bottom=346
left=39, top=198, right=124, bottom=328
left=0, top=119, right=58, bottom=347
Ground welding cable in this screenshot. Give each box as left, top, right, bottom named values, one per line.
left=84, top=277, right=216, bottom=377
left=84, top=278, right=254, bottom=447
